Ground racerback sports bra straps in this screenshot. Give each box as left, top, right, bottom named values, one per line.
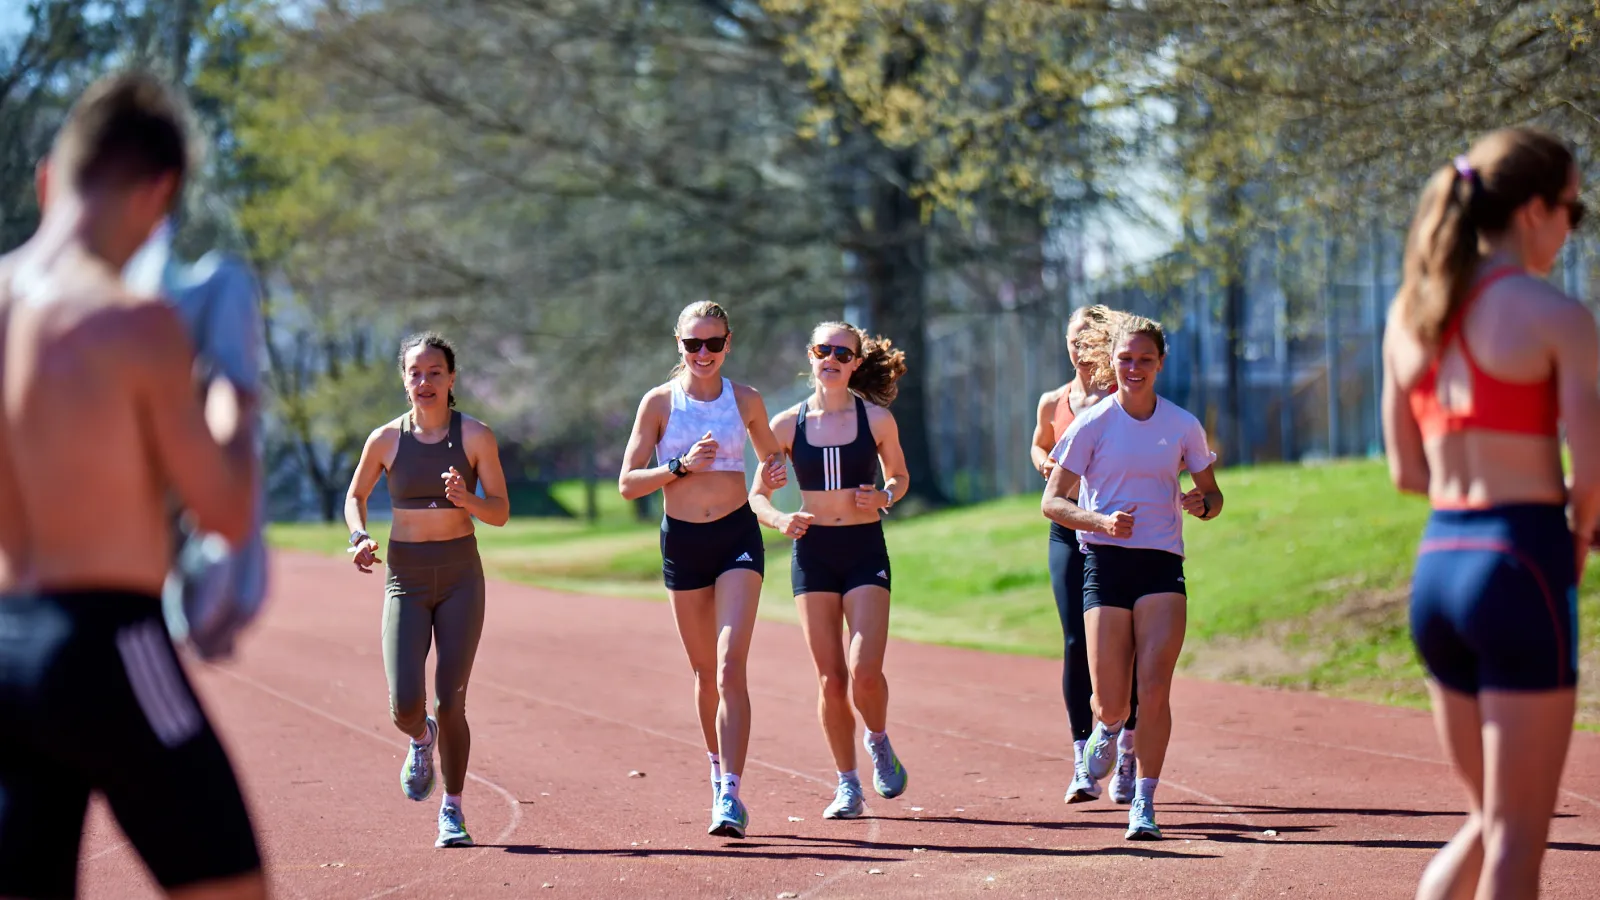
left=1408, top=267, right=1560, bottom=440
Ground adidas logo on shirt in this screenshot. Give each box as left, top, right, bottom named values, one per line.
left=735, top=552, right=753, bottom=562
left=428, top=501, right=438, bottom=508
left=1157, top=438, right=1169, bottom=446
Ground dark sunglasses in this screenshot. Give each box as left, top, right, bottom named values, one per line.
left=809, top=343, right=857, bottom=364
left=1566, top=198, right=1587, bottom=228
left=680, top=336, right=728, bottom=353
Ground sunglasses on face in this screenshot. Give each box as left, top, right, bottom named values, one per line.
left=809, top=343, right=857, bottom=364
left=680, top=336, right=728, bottom=354
left=1565, top=198, right=1587, bottom=229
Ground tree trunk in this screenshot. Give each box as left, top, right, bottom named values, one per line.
left=855, top=147, right=945, bottom=506
left=1222, top=186, right=1248, bottom=465
left=583, top=421, right=599, bottom=524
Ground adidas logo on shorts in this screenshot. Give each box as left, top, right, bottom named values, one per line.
left=428, top=501, right=438, bottom=508
left=876, top=570, right=887, bottom=579
left=735, top=552, right=753, bottom=562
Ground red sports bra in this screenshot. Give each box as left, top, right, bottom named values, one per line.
left=1407, top=267, right=1559, bottom=440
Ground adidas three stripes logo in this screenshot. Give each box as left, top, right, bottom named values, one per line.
left=116, top=621, right=203, bottom=748
left=820, top=446, right=844, bottom=491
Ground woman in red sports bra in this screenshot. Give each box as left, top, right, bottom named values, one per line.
left=1383, top=126, right=1600, bottom=900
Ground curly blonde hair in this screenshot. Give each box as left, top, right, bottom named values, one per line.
left=1069, top=305, right=1124, bottom=391
left=1091, top=314, right=1167, bottom=388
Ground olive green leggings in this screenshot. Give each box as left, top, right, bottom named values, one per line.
left=383, top=534, right=485, bottom=795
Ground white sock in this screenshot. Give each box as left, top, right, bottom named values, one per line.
left=720, top=773, right=741, bottom=800
left=866, top=730, right=888, bottom=745
left=1073, top=739, right=1086, bottom=764
left=1100, top=718, right=1124, bottom=736
left=1118, top=728, right=1136, bottom=754
left=412, top=719, right=435, bottom=747
left=1135, top=777, right=1158, bottom=802
left=838, top=769, right=861, bottom=786
left=708, top=751, right=722, bottom=784
left=443, top=793, right=462, bottom=813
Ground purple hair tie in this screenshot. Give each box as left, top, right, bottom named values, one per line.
left=1454, top=155, right=1475, bottom=180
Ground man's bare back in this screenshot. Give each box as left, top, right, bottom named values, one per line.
left=0, top=241, right=255, bottom=596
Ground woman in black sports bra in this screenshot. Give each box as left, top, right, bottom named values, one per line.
left=750, top=320, right=912, bottom=821
left=343, top=332, right=510, bottom=850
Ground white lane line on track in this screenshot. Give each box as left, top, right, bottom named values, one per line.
left=207, top=666, right=523, bottom=900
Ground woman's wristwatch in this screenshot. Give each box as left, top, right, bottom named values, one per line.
left=350, top=529, right=370, bottom=547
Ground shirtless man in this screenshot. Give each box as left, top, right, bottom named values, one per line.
left=0, top=71, right=266, bottom=899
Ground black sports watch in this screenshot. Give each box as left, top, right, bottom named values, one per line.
left=350, top=529, right=370, bottom=547
left=667, top=457, right=688, bottom=478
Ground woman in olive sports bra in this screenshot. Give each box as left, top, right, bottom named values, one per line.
left=343, top=332, right=510, bottom=850
left=750, top=320, right=912, bottom=821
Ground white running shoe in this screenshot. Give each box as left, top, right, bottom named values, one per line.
left=1065, top=753, right=1102, bottom=804
left=1083, top=722, right=1117, bottom=782
left=1110, top=746, right=1137, bottom=804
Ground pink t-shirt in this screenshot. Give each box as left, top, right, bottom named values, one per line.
left=1050, top=396, right=1214, bottom=558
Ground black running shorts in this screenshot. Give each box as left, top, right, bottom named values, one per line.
left=1082, top=544, right=1186, bottom=611
left=0, top=591, right=261, bottom=899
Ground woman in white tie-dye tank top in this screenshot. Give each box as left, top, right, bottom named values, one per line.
left=617, top=301, right=787, bottom=840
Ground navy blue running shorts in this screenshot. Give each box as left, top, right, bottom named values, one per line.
left=1411, top=504, right=1578, bottom=694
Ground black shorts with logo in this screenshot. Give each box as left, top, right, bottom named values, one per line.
left=660, top=503, right=766, bottom=591
left=0, top=591, right=261, bottom=899
left=791, top=521, right=892, bottom=596
left=1082, top=544, right=1186, bottom=611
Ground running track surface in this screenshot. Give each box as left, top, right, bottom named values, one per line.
left=81, top=552, right=1600, bottom=899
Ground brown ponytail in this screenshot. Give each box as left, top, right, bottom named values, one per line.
left=813, top=320, right=908, bottom=406
left=1396, top=127, right=1574, bottom=347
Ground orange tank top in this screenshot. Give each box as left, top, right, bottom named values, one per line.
left=1051, top=388, right=1077, bottom=445
left=1407, top=267, right=1560, bottom=440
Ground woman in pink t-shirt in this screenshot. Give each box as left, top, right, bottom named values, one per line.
left=1041, top=315, right=1225, bottom=841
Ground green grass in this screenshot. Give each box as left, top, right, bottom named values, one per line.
left=271, top=467, right=1600, bottom=725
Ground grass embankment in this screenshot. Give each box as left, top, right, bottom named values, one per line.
left=269, top=461, right=1600, bottom=726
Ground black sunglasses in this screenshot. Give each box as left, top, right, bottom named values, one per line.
left=809, top=343, right=857, bottom=364
left=680, top=336, right=728, bottom=354
left=1566, top=198, right=1587, bottom=229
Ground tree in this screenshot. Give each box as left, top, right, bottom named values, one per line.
left=0, top=2, right=127, bottom=249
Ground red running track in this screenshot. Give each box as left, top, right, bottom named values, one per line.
left=80, top=552, right=1600, bottom=898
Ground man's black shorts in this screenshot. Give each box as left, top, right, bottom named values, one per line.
left=0, top=590, right=260, bottom=899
